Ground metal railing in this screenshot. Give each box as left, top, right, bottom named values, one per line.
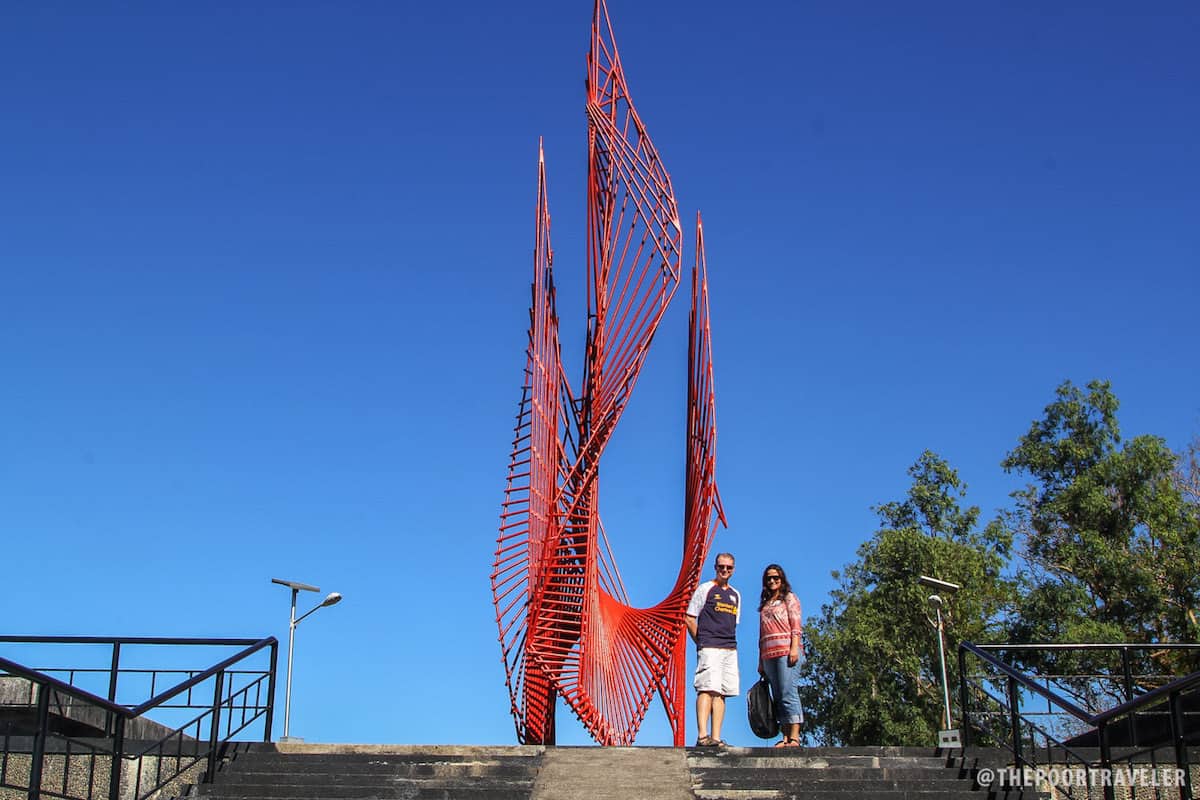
left=0, top=636, right=278, bottom=800
left=959, top=642, right=1200, bottom=800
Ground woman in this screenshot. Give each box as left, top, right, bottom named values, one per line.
left=758, top=563, right=804, bottom=747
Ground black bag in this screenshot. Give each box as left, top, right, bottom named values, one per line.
left=747, top=677, right=778, bottom=739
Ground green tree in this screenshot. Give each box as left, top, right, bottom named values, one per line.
left=1176, top=436, right=1200, bottom=509
left=1001, top=380, right=1200, bottom=675
left=800, top=451, right=1013, bottom=745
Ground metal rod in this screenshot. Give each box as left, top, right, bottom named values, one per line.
left=1169, top=690, right=1193, bottom=800
left=264, top=640, right=278, bottom=742
left=108, top=642, right=121, bottom=704
left=205, top=671, right=225, bottom=783
left=957, top=646, right=971, bottom=749
left=1098, top=721, right=1114, bottom=800
left=283, top=588, right=297, bottom=738
left=106, top=642, right=122, bottom=737
left=1120, top=646, right=1134, bottom=703
left=28, top=684, right=50, bottom=800
left=935, top=605, right=953, bottom=730
left=1120, top=646, right=1138, bottom=748
left=1007, top=676, right=1023, bottom=766
left=108, top=714, right=125, bottom=800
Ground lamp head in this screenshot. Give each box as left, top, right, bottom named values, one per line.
left=928, top=594, right=943, bottom=609
left=322, top=592, right=342, bottom=607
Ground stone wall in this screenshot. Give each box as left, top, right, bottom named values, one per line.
left=0, top=750, right=206, bottom=800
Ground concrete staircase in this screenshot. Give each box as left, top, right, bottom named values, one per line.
left=190, top=744, right=544, bottom=800
left=183, top=744, right=1036, bottom=800
left=686, top=745, right=1034, bottom=800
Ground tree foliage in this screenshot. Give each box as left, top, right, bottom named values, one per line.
left=1000, top=380, right=1200, bottom=672
left=800, top=451, right=1012, bottom=745
left=802, top=381, right=1200, bottom=744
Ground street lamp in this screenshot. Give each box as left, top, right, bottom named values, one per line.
left=918, top=574, right=961, bottom=749
left=271, top=577, right=343, bottom=742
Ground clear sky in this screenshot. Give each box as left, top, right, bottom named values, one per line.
left=2, top=1, right=1197, bottom=747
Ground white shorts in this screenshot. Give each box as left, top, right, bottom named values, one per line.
left=694, top=648, right=740, bottom=696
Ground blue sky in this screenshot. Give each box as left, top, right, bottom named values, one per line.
left=2, top=1, right=1197, bottom=747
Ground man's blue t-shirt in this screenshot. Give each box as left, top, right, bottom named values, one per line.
left=686, top=579, right=741, bottom=649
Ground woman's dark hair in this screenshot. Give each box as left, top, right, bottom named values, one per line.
left=759, top=563, right=793, bottom=611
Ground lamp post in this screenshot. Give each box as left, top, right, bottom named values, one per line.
left=918, top=574, right=961, bottom=749
left=271, top=577, right=342, bottom=742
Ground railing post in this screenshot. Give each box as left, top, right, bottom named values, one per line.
left=1007, top=675, right=1022, bottom=766
left=1120, top=646, right=1134, bottom=702
left=1098, top=721, right=1115, bottom=800
left=106, top=642, right=122, bottom=736
left=957, top=647, right=970, bottom=749
left=205, top=671, right=225, bottom=783
left=27, top=683, right=50, bottom=800
left=108, top=642, right=122, bottom=704
left=1120, top=646, right=1139, bottom=747
left=264, top=640, right=278, bottom=742
left=1169, top=690, right=1193, bottom=800
left=108, top=714, right=125, bottom=800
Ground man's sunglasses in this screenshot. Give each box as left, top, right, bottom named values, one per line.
left=716, top=564, right=734, bottom=572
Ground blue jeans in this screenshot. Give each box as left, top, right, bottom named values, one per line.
left=762, top=655, right=804, bottom=725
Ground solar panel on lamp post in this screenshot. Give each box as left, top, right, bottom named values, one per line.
left=271, top=577, right=342, bottom=742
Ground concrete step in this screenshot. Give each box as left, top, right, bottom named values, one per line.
left=694, top=792, right=1019, bottom=800
left=707, top=746, right=952, bottom=757
left=700, top=782, right=969, bottom=796
left=685, top=747, right=1041, bottom=800
left=197, top=745, right=543, bottom=800
left=222, top=753, right=540, bottom=767
left=193, top=793, right=531, bottom=800
left=177, top=744, right=1045, bottom=800
left=686, top=753, right=961, bottom=769
left=529, top=746, right=692, bottom=800
left=692, top=767, right=968, bottom=783
left=215, top=762, right=537, bottom=781
left=194, top=780, right=536, bottom=799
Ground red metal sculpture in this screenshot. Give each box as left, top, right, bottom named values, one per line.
left=492, top=0, right=726, bottom=746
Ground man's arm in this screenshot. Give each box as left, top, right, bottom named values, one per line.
left=685, top=614, right=698, bottom=643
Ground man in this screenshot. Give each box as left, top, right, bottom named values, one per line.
left=685, top=552, right=741, bottom=747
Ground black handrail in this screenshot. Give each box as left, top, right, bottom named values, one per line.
left=0, top=638, right=276, bottom=718
left=0, top=637, right=267, bottom=646
left=959, top=641, right=1094, bottom=722
left=958, top=641, right=1200, bottom=800
left=129, top=639, right=275, bottom=717
left=1093, top=670, right=1200, bottom=726
left=0, top=656, right=126, bottom=714
left=962, top=641, right=1200, bottom=726
left=0, top=636, right=278, bottom=800
left=972, top=643, right=1200, bottom=652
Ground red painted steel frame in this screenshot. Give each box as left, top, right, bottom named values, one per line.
left=491, top=0, right=725, bottom=746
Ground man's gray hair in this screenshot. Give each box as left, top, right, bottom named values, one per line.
left=713, top=552, right=735, bottom=566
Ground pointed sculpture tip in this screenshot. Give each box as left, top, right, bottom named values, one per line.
left=539, top=136, right=544, bottom=163
left=696, top=210, right=703, bottom=229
